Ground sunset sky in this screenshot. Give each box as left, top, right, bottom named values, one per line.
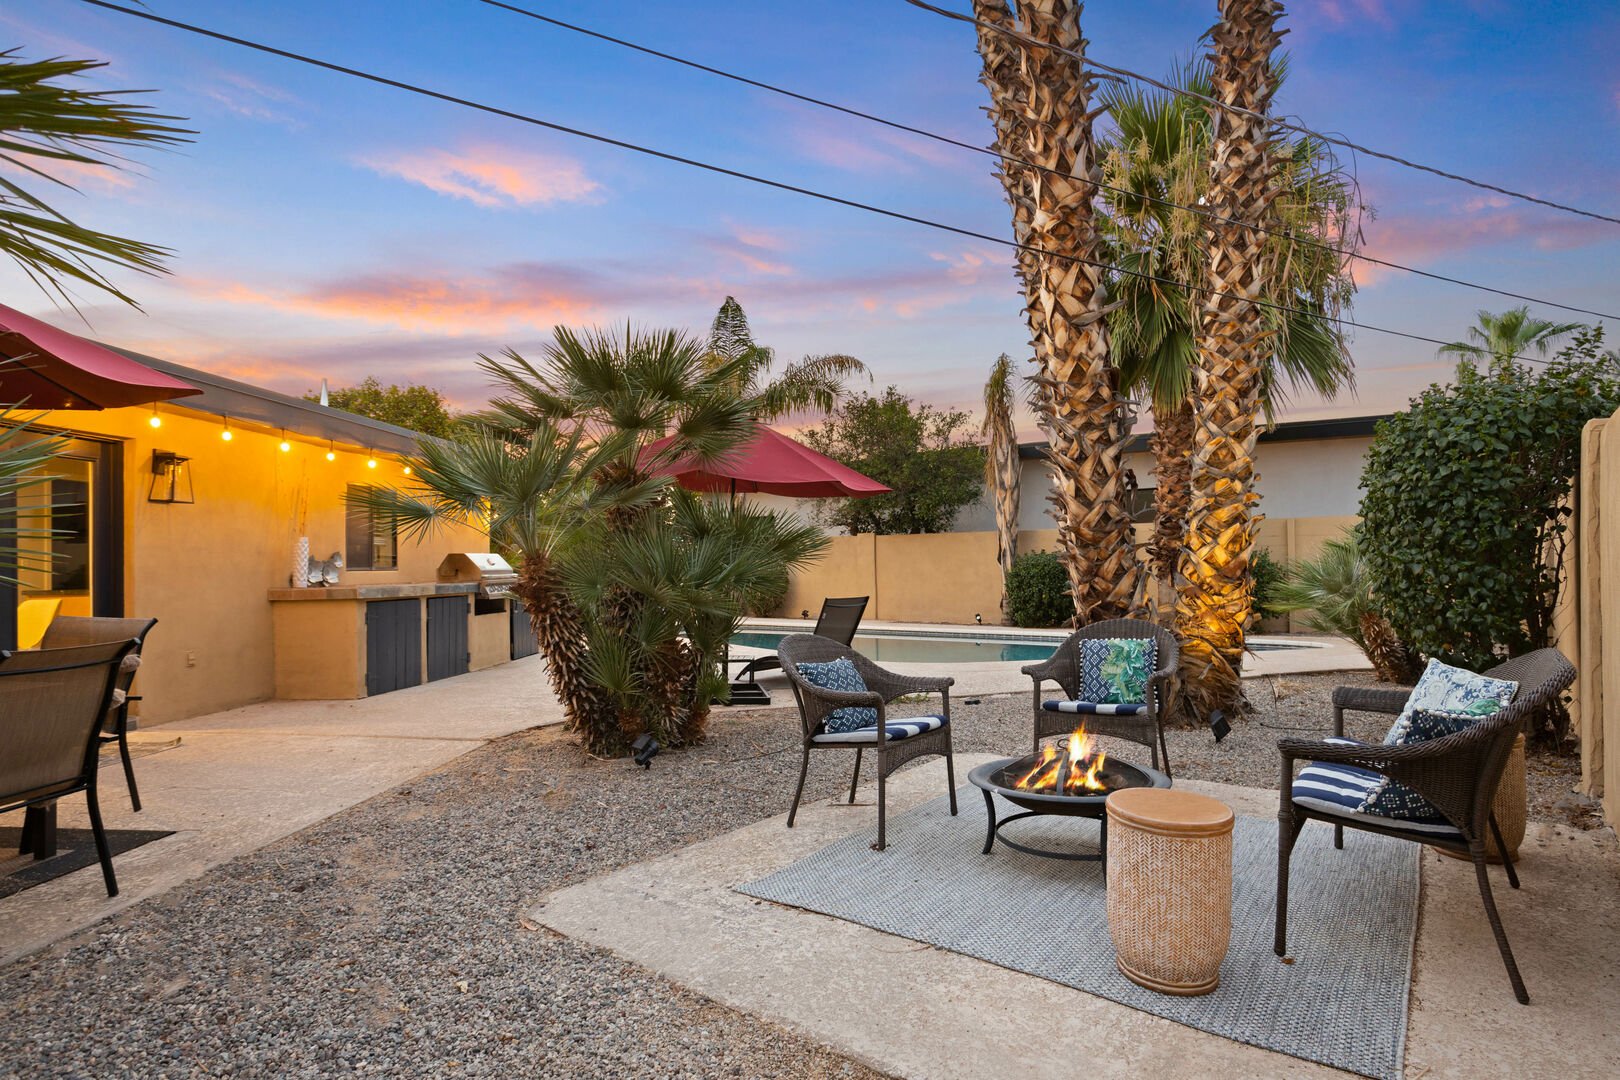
left=5, top=0, right=1619, bottom=431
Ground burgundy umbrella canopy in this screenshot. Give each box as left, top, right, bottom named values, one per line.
left=642, top=422, right=890, bottom=498
left=0, top=302, right=201, bottom=409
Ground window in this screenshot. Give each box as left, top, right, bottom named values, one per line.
left=345, top=484, right=398, bottom=570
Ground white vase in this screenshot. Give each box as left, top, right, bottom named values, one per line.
left=291, top=536, right=310, bottom=588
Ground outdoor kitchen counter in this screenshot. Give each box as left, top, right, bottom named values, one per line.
left=266, top=582, right=476, bottom=601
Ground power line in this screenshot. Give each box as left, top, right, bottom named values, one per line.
left=904, top=0, right=1620, bottom=229
left=471, top=0, right=1620, bottom=323
left=77, top=0, right=1573, bottom=367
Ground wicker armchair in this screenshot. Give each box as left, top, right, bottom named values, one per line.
left=39, top=616, right=159, bottom=811
left=1020, top=618, right=1179, bottom=777
left=1275, top=648, right=1577, bottom=1004
left=778, top=634, right=956, bottom=850
left=1, top=639, right=138, bottom=896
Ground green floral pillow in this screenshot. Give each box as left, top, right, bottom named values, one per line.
left=1080, top=638, right=1157, bottom=705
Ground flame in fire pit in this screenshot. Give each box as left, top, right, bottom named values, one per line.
left=1013, top=724, right=1109, bottom=794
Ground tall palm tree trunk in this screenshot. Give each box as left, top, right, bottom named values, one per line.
left=1174, top=0, right=1283, bottom=716
left=514, top=552, right=620, bottom=753
left=983, top=354, right=1023, bottom=620
left=1149, top=397, right=1193, bottom=618
left=976, top=0, right=1141, bottom=624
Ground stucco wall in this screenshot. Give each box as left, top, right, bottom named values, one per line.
left=30, top=403, right=489, bottom=723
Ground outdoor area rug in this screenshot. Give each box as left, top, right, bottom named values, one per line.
left=0, top=828, right=173, bottom=899
left=738, top=790, right=1419, bottom=1080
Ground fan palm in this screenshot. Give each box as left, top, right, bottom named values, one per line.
left=972, top=0, right=1141, bottom=623
left=1099, top=59, right=1358, bottom=616
left=1270, top=530, right=1418, bottom=682
left=705, top=296, right=868, bottom=421
left=1437, top=306, right=1582, bottom=366
left=0, top=50, right=190, bottom=308
left=1171, top=0, right=1287, bottom=717
left=981, top=354, right=1025, bottom=618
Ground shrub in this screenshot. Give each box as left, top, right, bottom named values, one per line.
left=1004, top=550, right=1073, bottom=628
left=1251, top=548, right=1286, bottom=620
left=1359, top=328, right=1620, bottom=739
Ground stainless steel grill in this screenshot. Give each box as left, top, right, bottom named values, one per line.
left=437, top=552, right=518, bottom=599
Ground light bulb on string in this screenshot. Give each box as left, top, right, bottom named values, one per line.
left=220, top=417, right=233, bottom=442
left=148, top=406, right=162, bottom=429
left=279, top=428, right=291, bottom=453
left=326, top=440, right=336, bottom=462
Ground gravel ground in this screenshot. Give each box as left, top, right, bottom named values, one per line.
left=0, top=716, right=896, bottom=1080
left=0, top=670, right=1600, bottom=1077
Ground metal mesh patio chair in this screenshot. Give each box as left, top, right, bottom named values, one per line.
left=39, top=616, right=158, bottom=811
left=778, top=633, right=955, bottom=850
left=1275, top=647, right=1576, bottom=1004
left=733, top=596, right=869, bottom=685
left=1021, top=618, right=1180, bottom=777
left=0, top=638, right=139, bottom=897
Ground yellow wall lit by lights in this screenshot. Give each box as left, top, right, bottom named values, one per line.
left=28, top=404, right=488, bottom=723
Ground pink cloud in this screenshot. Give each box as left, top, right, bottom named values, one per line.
left=785, top=107, right=985, bottom=177
left=1314, top=0, right=1395, bottom=29
left=359, top=145, right=600, bottom=209
left=1352, top=201, right=1603, bottom=286
left=697, top=224, right=795, bottom=277
left=198, top=71, right=302, bottom=127
left=12, top=156, right=139, bottom=194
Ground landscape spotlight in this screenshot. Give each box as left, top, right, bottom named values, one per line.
left=631, top=734, right=660, bottom=769
left=1208, top=708, right=1231, bottom=743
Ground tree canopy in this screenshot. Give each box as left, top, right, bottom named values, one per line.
left=308, top=377, right=457, bottom=437
left=803, top=386, right=985, bottom=535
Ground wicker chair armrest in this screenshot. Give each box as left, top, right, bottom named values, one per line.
left=867, top=670, right=953, bottom=701
left=1277, top=733, right=1475, bottom=770
left=798, top=685, right=884, bottom=709
left=1332, top=685, right=1412, bottom=716
left=1021, top=647, right=1077, bottom=684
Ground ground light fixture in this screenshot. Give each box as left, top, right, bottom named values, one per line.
left=631, top=734, right=660, bottom=769
left=1208, top=708, right=1231, bottom=743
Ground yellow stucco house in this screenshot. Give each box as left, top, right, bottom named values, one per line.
left=4, top=349, right=528, bottom=726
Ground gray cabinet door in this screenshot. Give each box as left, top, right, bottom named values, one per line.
left=426, top=595, right=470, bottom=682
left=365, top=599, right=421, bottom=696
left=509, top=600, right=538, bottom=660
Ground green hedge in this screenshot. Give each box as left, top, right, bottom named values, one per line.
left=1004, top=550, right=1073, bottom=628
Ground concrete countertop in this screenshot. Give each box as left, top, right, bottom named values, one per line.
left=267, top=581, right=476, bottom=601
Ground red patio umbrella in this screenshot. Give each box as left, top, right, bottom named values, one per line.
left=0, top=302, right=201, bottom=409
left=642, top=422, right=890, bottom=498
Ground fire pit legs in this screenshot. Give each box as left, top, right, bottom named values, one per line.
left=979, top=790, right=1110, bottom=873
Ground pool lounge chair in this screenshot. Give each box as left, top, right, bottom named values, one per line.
left=728, top=596, right=869, bottom=705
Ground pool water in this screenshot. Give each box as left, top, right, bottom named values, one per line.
left=731, top=629, right=1306, bottom=664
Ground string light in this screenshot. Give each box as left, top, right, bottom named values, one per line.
left=220, top=417, right=233, bottom=442
left=326, top=440, right=336, bottom=462
left=279, top=428, right=292, bottom=452
left=148, top=406, right=162, bottom=429
left=402, top=465, right=412, bottom=476
left=366, top=452, right=378, bottom=469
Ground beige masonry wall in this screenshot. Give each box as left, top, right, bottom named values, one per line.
left=30, top=403, right=490, bottom=723
left=1559, top=413, right=1617, bottom=828
left=777, top=514, right=1359, bottom=628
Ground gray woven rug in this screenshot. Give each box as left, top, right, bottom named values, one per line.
left=739, top=790, right=1419, bottom=1079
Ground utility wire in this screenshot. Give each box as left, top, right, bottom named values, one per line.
left=78, top=0, right=1574, bottom=367
left=472, top=0, right=1620, bottom=323
left=904, top=0, right=1620, bottom=229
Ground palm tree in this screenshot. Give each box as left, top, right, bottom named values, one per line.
left=972, top=0, right=1141, bottom=624
left=0, top=50, right=190, bottom=308
left=1438, top=306, right=1582, bottom=366
left=706, top=296, right=868, bottom=421
left=1099, top=60, right=1358, bottom=616
left=982, top=354, right=1024, bottom=618
left=1270, top=529, right=1419, bottom=683
left=1171, top=0, right=1285, bottom=717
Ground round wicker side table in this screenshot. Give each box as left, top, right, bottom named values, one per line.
left=1436, top=733, right=1526, bottom=865
left=1105, top=787, right=1234, bottom=997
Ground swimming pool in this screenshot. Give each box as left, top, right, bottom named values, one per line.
left=731, top=628, right=1310, bottom=665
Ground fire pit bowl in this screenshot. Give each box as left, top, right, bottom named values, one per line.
left=968, top=746, right=1169, bottom=871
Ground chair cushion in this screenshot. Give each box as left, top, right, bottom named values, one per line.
left=1292, top=737, right=1462, bottom=836
left=1384, top=658, right=1516, bottom=745
left=1041, top=699, right=1148, bottom=716
left=811, top=714, right=946, bottom=745
left=1080, top=637, right=1155, bottom=705
left=795, top=657, right=877, bottom=733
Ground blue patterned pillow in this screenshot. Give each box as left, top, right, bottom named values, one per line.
left=1359, top=708, right=1478, bottom=826
left=796, top=657, right=878, bottom=733
left=1383, top=659, right=1516, bottom=745
left=1080, top=638, right=1157, bottom=705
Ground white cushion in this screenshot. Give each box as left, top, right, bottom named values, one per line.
left=812, top=714, right=946, bottom=745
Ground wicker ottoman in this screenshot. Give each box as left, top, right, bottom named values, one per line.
left=1105, top=787, right=1234, bottom=996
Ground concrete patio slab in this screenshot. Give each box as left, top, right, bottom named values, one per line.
left=535, top=754, right=1619, bottom=1080
left=0, top=655, right=559, bottom=966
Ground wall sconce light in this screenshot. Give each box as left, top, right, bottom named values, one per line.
left=325, top=440, right=336, bottom=462
left=220, top=416, right=233, bottom=442
left=148, top=406, right=162, bottom=429
left=148, top=450, right=194, bottom=504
